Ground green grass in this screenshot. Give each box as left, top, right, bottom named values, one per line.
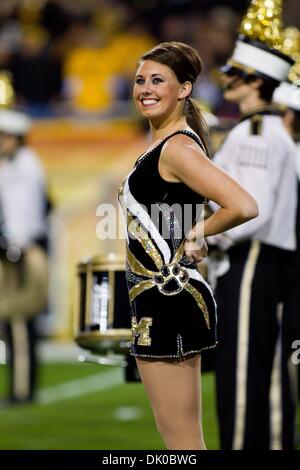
left=0, top=362, right=219, bottom=450
left=0, top=362, right=298, bottom=450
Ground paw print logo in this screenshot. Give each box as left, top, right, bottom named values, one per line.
left=153, top=263, right=189, bottom=296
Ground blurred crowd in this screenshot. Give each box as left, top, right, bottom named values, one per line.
left=0, top=0, right=253, bottom=119
left=0, top=1, right=299, bottom=451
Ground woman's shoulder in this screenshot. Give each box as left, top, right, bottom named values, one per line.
left=161, top=129, right=206, bottom=160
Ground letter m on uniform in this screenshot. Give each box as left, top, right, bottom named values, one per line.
left=131, top=317, right=153, bottom=346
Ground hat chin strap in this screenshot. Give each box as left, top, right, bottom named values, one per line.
left=223, top=76, right=244, bottom=92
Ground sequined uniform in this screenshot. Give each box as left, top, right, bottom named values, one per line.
left=118, top=129, right=217, bottom=358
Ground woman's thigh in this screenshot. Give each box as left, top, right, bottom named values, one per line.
left=135, top=354, right=202, bottom=424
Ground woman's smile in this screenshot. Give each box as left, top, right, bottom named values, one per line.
left=140, top=98, right=160, bottom=108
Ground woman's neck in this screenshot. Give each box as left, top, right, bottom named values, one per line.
left=150, top=115, right=188, bottom=142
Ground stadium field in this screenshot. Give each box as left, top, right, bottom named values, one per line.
left=0, top=361, right=298, bottom=450
left=0, top=362, right=218, bottom=450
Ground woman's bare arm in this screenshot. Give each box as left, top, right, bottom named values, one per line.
left=160, top=134, right=259, bottom=262
left=160, top=134, right=258, bottom=236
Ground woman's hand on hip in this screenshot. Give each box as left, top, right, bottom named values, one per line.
left=184, top=238, right=208, bottom=264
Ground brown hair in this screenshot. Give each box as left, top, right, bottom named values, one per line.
left=140, top=41, right=211, bottom=157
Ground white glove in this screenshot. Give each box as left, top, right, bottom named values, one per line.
left=206, top=233, right=233, bottom=251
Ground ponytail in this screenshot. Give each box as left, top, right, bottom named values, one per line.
left=185, top=98, right=211, bottom=158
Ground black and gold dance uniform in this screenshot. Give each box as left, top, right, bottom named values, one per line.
left=118, top=129, right=217, bottom=358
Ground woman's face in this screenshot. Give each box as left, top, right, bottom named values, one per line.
left=133, top=59, right=187, bottom=123
left=0, top=133, right=19, bottom=158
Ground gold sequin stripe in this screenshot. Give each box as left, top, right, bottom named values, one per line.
left=127, top=231, right=210, bottom=329
left=129, top=279, right=156, bottom=302
left=126, top=245, right=156, bottom=278
left=127, top=213, right=163, bottom=270
left=118, top=179, right=125, bottom=198
left=128, top=277, right=212, bottom=329
left=184, top=283, right=211, bottom=329
left=127, top=246, right=211, bottom=329
left=118, top=180, right=127, bottom=214
left=171, top=239, right=185, bottom=264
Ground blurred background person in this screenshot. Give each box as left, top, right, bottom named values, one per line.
left=0, top=0, right=297, bottom=451
left=209, top=1, right=298, bottom=449
left=63, top=10, right=154, bottom=117
left=0, top=108, right=49, bottom=404
left=273, top=25, right=300, bottom=444
left=7, top=24, right=62, bottom=118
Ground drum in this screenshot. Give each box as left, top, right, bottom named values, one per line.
left=75, top=253, right=132, bottom=356
left=0, top=245, right=48, bottom=320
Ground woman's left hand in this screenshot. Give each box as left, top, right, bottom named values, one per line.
left=184, top=237, right=208, bottom=264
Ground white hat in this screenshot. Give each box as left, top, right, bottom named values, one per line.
left=0, top=109, right=31, bottom=135
left=221, top=35, right=294, bottom=83
left=221, top=0, right=294, bottom=83
left=272, top=27, right=300, bottom=111
left=273, top=81, right=300, bottom=111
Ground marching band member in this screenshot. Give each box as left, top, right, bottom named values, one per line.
left=209, top=0, right=298, bottom=449
left=0, top=109, right=48, bottom=404
left=273, top=26, right=300, bottom=441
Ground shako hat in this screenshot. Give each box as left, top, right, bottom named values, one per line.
left=0, top=109, right=31, bottom=136
left=273, top=27, right=300, bottom=111
left=221, top=0, right=294, bottom=83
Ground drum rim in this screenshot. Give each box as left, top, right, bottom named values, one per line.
left=75, top=328, right=132, bottom=342
left=77, top=253, right=125, bottom=271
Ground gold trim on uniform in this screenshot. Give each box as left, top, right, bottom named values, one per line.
left=132, top=316, right=153, bottom=346
left=121, top=187, right=211, bottom=330
left=172, top=240, right=185, bottom=264
left=127, top=214, right=163, bottom=269
left=184, top=283, right=211, bottom=329
left=127, top=244, right=210, bottom=329
left=250, top=114, right=263, bottom=135
left=129, top=279, right=156, bottom=302
left=126, top=245, right=156, bottom=277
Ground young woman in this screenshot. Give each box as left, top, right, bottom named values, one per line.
left=118, top=41, right=258, bottom=450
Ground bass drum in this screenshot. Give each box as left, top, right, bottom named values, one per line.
left=75, top=253, right=132, bottom=356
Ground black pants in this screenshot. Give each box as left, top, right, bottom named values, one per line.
left=2, top=317, right=38, bottom=403
left=215, top=240, right=297, bottom=449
